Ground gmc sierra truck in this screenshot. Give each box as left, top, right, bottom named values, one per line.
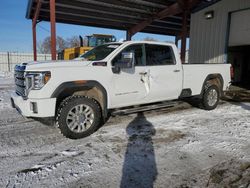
left=11, top=41, right=231, bottom=139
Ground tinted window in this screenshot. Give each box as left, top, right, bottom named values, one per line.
left=112, top=45, right=145, bottom=66
left=145, top=44, right=175, bottom=66
left=79, top=44, right=121, bottom=61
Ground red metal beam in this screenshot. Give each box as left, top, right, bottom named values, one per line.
left=128, top=0, right=200, bottom=37
left=179, top=0, right=200, bottom=63
left=180, top=0, right=201, bottom=10
left=32, top=19, right=37, bottom=61
left=50, top=0, right=57, bottom=60
left=180, top=10, right=188, bottom=64
left=129, top=3, right=183, bottom=36
left=32, top=0, right=42, bottom=61
left=32, top=0, right=42, bottom=27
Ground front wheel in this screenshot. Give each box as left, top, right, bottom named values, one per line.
left=56, top=96, right=102, bottom=139
left=202, top=85, right=220, bottom=110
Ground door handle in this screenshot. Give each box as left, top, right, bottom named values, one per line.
left=139, top=72, right=147, bottom=75
left=174, top=70, right=180, bottom=73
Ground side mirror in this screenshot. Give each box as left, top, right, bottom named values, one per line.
left=118, top=52, right=135, bottom=67
left=112, top=52, right=135, bottom=74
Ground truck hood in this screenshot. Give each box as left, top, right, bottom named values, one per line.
left=23, top=60, right=93, bottom=71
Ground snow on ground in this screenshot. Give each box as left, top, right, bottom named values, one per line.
left=0, top=71, right=14, bottom=91
left=0, top=74, right=14, bottom=110
left=0, top=78, right=250, bottom=188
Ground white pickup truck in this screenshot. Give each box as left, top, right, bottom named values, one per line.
left=11, top=41, right=231, bottom=139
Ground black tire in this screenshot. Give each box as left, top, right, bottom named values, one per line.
left=202, top=85, right=220, bottom=110
left=56, top=96, right=101, bottom=139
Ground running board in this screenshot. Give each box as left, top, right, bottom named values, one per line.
left=111, top=101, right=180, bottom=116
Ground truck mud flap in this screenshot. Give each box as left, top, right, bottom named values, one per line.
left=10, top=98, right=22, bottom=115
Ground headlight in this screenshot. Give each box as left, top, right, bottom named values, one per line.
left=25, top=72, right=51, bottom=91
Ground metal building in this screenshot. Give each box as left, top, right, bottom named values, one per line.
left=189, top=0, right=250, bottom=88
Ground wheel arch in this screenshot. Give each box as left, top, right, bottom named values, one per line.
left=200, top=74, right=224, bottom=96
left=51, top=80, right=108, bottom=119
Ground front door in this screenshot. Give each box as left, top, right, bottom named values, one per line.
left=110, top=44, right=149, bottom=108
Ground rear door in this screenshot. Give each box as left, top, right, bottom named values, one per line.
left=144, top=44, right=183, bottom=102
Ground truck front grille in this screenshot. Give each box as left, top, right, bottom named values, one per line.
left=14, top=65, right=26, bottom=97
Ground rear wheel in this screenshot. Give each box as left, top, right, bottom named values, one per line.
left=56, top=96, right=101, bottom=139
left=202, top=85, right=220, bottom=110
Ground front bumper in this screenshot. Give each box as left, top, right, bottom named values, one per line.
left=10, top=92, right=56, bottom=118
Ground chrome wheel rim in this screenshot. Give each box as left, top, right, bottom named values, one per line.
left=207, top=89, right=218, bottom=107
left=66, top=104, right=94, bottom=133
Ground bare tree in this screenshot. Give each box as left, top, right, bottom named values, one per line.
left=66, top=36, right=79, bottom=48
left=37, top=42, right=45, bottom=54
left=37, top=36, right=68, bottom=54
left=57, top=36, right=68, bottom=52
left=142, top=37, right=158, bottom=41
left=37, top=37, right=51, bottom=54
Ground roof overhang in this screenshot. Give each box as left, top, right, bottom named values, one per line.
left=26, top=0, right=220, bottom=36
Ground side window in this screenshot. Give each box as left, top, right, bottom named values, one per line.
left=112, top=45, right=145, bottom=66
left=145, top=44, right=175, bottom=66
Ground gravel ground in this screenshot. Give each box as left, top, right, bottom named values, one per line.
left=0, top=76, right=250, bottom=188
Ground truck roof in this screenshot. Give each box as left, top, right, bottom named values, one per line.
left=106, top=40, right=175, bottom=46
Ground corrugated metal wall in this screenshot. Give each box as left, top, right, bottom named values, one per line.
left=189, top=0, right=250, bottom=64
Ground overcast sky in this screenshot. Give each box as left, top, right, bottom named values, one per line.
left=0, top=0, right=177, bottom=53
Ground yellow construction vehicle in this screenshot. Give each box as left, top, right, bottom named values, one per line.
left=58, top=34, right=116, bottom=60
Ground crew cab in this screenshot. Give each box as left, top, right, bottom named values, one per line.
left=11, top=41, right=231, bottom=139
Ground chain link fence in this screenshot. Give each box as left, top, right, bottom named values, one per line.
left=0, top=52, right=52, bottom=72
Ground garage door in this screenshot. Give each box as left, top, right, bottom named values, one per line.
left=229, top=9, right=250, bottom=47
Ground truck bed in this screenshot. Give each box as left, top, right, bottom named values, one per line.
left=183, top=64, right=231, bottom=96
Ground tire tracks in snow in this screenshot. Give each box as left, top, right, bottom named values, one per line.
left=0, top=118, right=35, bottom=127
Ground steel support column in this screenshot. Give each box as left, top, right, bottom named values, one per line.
left=175, top=36, right=180, bottom=48
left=126, top=30, right=132, bottom=41
left=50, top=0, right=57, bottom=60
left=32, top=19, right=37, bottom=61
left=32, top=0, right=42, bottom=61
left=181, top=11, right=188, bottom=64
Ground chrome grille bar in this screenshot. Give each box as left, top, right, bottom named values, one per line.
left=14, top=65, right=26, bottom=97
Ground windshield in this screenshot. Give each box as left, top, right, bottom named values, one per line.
left=79, top=44, right=121, bottom=61
left=88, top=37, right=97, bottom=47
left=88, top=36, right=116, bottom=47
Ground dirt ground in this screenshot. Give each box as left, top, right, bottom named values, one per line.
left=0, top=76, right=250, bottom=188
